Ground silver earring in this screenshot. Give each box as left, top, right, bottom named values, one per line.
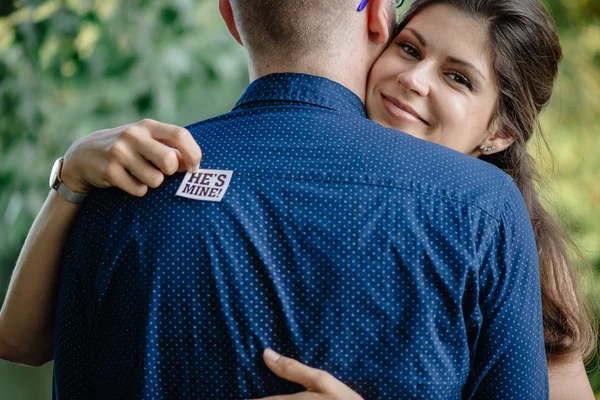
left=480, top=144, right=496, bottom=152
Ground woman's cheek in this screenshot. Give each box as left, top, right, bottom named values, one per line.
left=439, top=95, right=465, bottom=128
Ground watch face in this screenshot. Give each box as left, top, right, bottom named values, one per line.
left=49, top=158, right=62, bottom=189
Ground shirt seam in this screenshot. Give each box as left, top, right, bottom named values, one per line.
left=494, top=175, right=511, bottom=218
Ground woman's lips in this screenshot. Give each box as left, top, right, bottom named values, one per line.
left=381, top=94, right=429, bottom=126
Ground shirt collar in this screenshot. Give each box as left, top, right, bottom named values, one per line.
left=233, top=73, right=366, bottom=117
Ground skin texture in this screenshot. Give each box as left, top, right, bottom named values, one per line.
left=548, top=358, right=595, bottom=400
left=0, top=2, right=594, bottom=399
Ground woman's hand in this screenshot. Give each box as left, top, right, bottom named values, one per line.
left=252, top=349, right=364, bottom=400
left=61, top=119, right=202, bottom=197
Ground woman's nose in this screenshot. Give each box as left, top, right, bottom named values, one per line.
left=397, top=65, right=430, bottom=97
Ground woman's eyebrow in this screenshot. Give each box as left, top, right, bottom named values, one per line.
left=404, top=27, right=427, bottom=46
left=404, top=26, right=486, bottom=83
left=446, top=56, right=486, bottom=81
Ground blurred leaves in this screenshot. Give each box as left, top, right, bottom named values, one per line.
left=0, top=0, right=248, bottom=287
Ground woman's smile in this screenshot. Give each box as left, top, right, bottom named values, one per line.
left=381, top=94, right=429, bottom=126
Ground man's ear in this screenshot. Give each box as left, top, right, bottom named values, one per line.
left=367, top=0, right=395, bottom=45
left=219, top=0, right=243, bottom=46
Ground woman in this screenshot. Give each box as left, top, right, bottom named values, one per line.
left=0, top=0, right=596, bottom=397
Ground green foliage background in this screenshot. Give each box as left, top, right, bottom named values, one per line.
left=0, top=0, right=598, bottom=398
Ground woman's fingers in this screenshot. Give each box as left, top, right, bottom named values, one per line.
left=138, top=119, right=202, bottom=172
left=61, top=119, right=201, bottom=197
left=102, top=163, right=148, bottom=197
left=113, top=120, right=200, bottom=192
left=253, top=393, right=320, bottom=400
left=121, top=153, right=166, bottom=189
left=174, top=150, right=189, bottom=173
left=131, top=135, right=181, bottom=176
left=252, top=349, right=363, bottom=400
left=262, top=349, right=332, bottom=392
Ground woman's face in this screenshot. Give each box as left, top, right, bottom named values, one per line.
left=366, top=4, right=501, bottom=156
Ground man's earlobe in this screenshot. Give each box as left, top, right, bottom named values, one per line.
left=219, top=0, right=243, bottom=46
left=368, top=0, right=395, bottom=45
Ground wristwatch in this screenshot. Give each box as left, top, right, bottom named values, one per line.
left=49, top=157, right=89, bottom=204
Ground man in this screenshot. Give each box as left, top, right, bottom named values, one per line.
left=52, top=0, right=548, bottom=398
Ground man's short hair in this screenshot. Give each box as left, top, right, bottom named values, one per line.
left=230, top=0, right=359, bottom=60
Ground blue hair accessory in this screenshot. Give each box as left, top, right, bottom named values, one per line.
left=358, top=0, right=404, bottom=12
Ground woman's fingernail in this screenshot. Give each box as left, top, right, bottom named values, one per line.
left=188, top=164, right=200, bottom=173
left=264, top=348, right=281, bottom=363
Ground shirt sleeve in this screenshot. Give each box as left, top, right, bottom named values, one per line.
left=463, top=178, right=549, bottom=399
left=53, top=194, right=100, bottom=399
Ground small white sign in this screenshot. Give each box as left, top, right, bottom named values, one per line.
left=176, top=169, right=233, bottom=202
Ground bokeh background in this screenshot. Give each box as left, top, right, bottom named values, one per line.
left=0, top=0, right=598, bottom=398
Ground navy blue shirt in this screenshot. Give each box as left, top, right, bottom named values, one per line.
left=53, top=73, right=548, bottom=399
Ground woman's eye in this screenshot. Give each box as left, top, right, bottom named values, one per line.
left=399, top=43, right=421, bottom=60
left=447, top=72, right=473, bottom=90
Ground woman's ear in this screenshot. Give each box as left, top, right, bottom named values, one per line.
left=367, top=0, right=396, bottom=45
left=479, top=121, right=516, bottom=155
left=219, top=0, right=243, bottom=46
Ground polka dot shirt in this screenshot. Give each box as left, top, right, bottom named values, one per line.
left=53, top=73, right=548, bottom=399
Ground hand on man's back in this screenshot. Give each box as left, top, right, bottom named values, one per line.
left=252, top=349, right=364, bottom=400
left=61, top=118, right=202, bottom=197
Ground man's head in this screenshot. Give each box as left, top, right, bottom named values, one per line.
left=219, top=0, right=397, bottom=99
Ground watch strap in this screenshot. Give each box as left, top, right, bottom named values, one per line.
left=56, top=181, right=88, bottom=204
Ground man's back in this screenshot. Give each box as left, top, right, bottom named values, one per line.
left=53, top=74, right=547, bottom=399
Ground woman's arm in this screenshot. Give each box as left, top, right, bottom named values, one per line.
left=548, top=357, right=594, bottom=400
left=0, top=192, right=81, bottom=366
left=0, top=119, right=201, bottom=366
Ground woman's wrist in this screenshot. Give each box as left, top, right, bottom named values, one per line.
left=60, top=153, right=92, bottom=195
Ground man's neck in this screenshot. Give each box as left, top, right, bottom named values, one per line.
left=247, top=56, right=370, bottom=104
